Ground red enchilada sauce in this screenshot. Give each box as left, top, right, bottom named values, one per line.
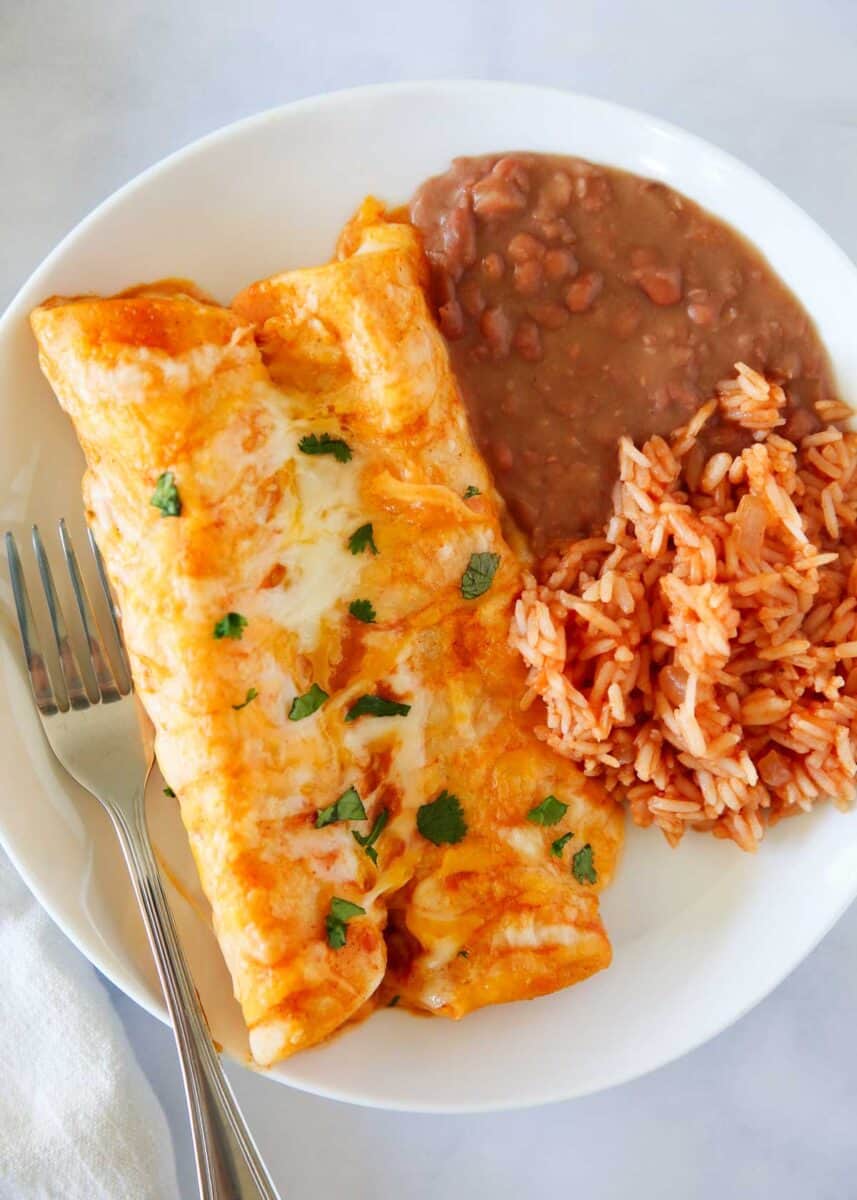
left=410, top=154, right=837, bottom=554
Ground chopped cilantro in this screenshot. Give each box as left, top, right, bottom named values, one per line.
left=298, top=432, right=352, bottom=463
left=550, top=832, right=573, bottom=858
left=572, top=843, right=597, bottom=885
left=388, top=994, right=400, bottom=1008
left=163, top=786, right=176, bottom=798
left=334, top=787, right=367, bottom=821
left=461, top=552, right=500, bottom=600
left=549, top=830, right=571, bottom=859
left=288, top=683, right=329, bottom=722
left=463, top=486, right=481, bottom=499
left=347, top=523, right=378, bottom=556
left=232, top=687, right=258, bottom=711
left=150, top=471, right=181, bottom=517
left=213, top=612, right=247, bottom=640
left=316, top=786, right=367, bottom=828
left=527, top=795, right=568, bottom=826
left=345, top=694, right=411, bottom=722
left=352, top=808, right=389, bottom=864
left=349, top=598, right=376, bottom=624
left=325, top=896, right=366, bottom=950
left=417, top=790, right=467, bottom=846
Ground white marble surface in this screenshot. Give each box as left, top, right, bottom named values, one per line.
left=4, top=1, right=857, bottom=1195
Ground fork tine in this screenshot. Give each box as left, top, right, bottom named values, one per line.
left=5, top=532, right=62, bottom=716
left=31, top=525, right=90, bottom=709
left=59, top=520, right=123, bottom=703
left=86, top=526, right=132, bottom=692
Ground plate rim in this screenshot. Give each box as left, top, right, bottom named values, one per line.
left=3, top=78, right=857, bottom=1113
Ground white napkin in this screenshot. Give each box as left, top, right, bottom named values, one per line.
left=0, top=850, right=181, bottom=1200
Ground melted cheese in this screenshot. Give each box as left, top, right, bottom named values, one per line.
left=493, top=919, right=589, bottom=951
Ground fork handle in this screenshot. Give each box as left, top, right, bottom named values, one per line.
left=109, top=798, right=282, bottom=1200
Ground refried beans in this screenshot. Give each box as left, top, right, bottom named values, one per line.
left=409, top=153, right=837, bottom=554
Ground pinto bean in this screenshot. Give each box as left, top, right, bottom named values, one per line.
left=481, top=251, right=505, bottom=281
left=507, top=232, right=546, bottom=263
left=544, top=248, right=579, bottom=282
left=637, top=265, right=683, bottom=306
left=536, top=217, right=576, bottom=243
left=513, top=260, right=544, bottom=297
left=513, top=318, right=543, bottom=362
left=572, top=169, right=612, bottom=212
left=432, top=268, right=456, bottom=308
left=687, top=288, right=721, bottom=327
left=472, top=158, right=530, bottom=218
left=480, top=306, right=512, bottom=357
left=439, top=200, right=477, bottom=279
left=438, top=299, right=465, bottom=340
left=565, top=270, right=604, bottom=314
left=533, top=171, right=574, bottom=220
left=781, top=406, right=817, bottom=441
left=493, top=156, right=531, bottom=190
left=458, top=278, right=486, bottom=318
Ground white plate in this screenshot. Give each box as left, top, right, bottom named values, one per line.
left=3, top=81, right=857, bottom=1114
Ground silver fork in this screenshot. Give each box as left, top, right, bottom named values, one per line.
left=5, top=521, right=282, bottom=1200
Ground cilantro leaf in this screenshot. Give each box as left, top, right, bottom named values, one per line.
left=325, top=896, right=366, bottom=949
left=572, top=843, right=597, bottom=885
left=417, top=790, right=467, bottom=846
left=352, top=808, right=389, bottom=864
left=163, top=786, right=176, bottom=798
left=315, top=803, right=337, bottom=828
left=347, top=523, right=378, bottom=556
left=330, top=896, right=366, bottom=921
left=336, top=787, right=368, bottom=821
left=527, top=795, right=568, bottom=826
left=345, top=694, right=411, bottom=722
left=150, top=471, right=182, bottom=517
left=463, top=485, right=481, bottom=499
left=388, top=994, right=400, bottom=1008
left=325, top=916, right=357, bottom=951
left=232, top=687, right=258, bottom=711
left=316, top=786, right=367, bottom=828
left=298, top=432, right=352, bottom=463
left=349, top=598, right=376, bottom=624
left=288, top=683, right=329, bottom=722
left=213, top=612, right=247, bottom=640
left=461, top=552, right=500, bottom=600
left=550, top=832, right=573, bottom=858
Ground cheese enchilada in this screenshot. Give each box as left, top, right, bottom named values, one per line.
left=31, top=205, right=622, bottom=1064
